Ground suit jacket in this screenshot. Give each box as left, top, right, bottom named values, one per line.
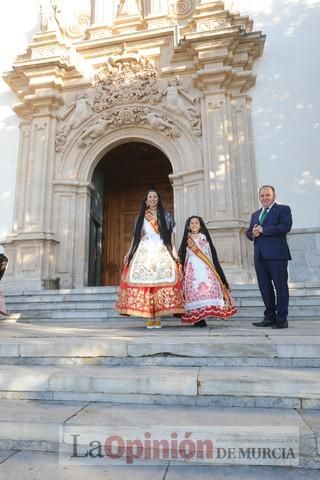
left=247, top=203, right=292, bottom=260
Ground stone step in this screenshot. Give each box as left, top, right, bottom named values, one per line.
left=6, top=296, right=320, bottom=311
left=0, top=333, right=319, bottom=361
left=8, top=307, right=320, bottom=322
left=3, top=283, right=319, bottom=322
left=6, top=290, right=320, bottom=301
left=4, top=282, right=320, bottom=296
left=0, top=400, right=318, bottom=470
left=5, top=301, right=117, bottom=311
left=4, top=285, right=320, bottom=304
left=0, top=364, right=319, bottom=409
left=0, top=320, right=320, bottom=368
left=6, top=289, right=320, bottom=306
left=0, top=451, right=319, bottom=479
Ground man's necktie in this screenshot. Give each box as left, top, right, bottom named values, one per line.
left=259, top=208, right=268, bottom=225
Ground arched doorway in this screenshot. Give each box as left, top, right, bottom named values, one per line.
left=88, top=142, right=173, bottom=286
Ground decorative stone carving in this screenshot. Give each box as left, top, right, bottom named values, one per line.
left=112, top=106, right=147, bottom=127
left=209, top=98, right=225, bottom=111
left=55, top=55, right=201, bottom=151
left=64, top=14, right=91, bottom=39
left=172, top=0, right=195, bottom=18
left=142, top=109, right=180, bottom=138
left=164, top=77, right=201, bottom=136
left=40, top=0, right=91, bottom=39
left=93, top=55, right=163, bottom=111
left=77, top=114, right=113, bottom=148
left=55, top=92, right=93, bottom=151
left=40, top=0, right=63, bottom=33
left=56, top=56, right=202, bottom=151
left=56, top=56, right=195, bottom=151
left=232, top=104, right=245, bottom=114
left=77, top=106, right=180, bottom=148
left=197, top=19, right=227, bottom=32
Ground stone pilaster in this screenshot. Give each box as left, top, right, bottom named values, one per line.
left=203, top=93, right=234, bottom=221
left=170, top=169, right=205, bottom=240
left=231, top=95, right=258, bottom=220
left=52, top=181, right=92, bottom=289
left=3, top=93, right=63, bottom=290
left=186, top=87, right=256, bottom=281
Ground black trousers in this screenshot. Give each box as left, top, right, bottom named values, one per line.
left=254, top=256, right=289, bottom=322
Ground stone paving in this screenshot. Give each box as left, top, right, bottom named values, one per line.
left=0, top=317, right=319, bottom=477
left=0, top=451, right=320, bottom=479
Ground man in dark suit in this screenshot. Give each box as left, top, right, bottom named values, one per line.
left=247, top=185, right=293, bottom=329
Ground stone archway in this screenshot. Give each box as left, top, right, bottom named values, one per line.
left=53, top=124, right=202, bottom=289
left=88, top=141, right=173, bottom=286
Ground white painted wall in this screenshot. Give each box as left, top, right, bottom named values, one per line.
left=0, top=0, right=39, bottom=242
left=226, top=0, right=320, bottom=228
left=0, top=0, right=319, bottom=244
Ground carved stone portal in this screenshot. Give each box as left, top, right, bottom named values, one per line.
left=3, top=1, right=265, bottom=290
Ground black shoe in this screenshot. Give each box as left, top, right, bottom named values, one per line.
left=252, top=319, right=275, bottom=327
left=272, top=321, right=288, bottom=329
left=194, top=319, right=207, bottom=327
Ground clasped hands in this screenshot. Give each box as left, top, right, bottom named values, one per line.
left=252, top=224, right=263, bottom=237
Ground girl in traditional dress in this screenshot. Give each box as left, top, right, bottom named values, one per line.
left=178, top=216, right=237, bottom=327
left=116, top=189, right=184, bottom=328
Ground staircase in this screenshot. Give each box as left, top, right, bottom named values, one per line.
left=4, top=283, right=320, bottom=323
left=0, top=284, right=319, bottom=474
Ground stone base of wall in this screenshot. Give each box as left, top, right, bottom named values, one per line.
left=288, top=228, right=320, bottom=283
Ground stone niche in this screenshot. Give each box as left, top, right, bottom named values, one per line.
left=2, top=0, right=265, bottom=290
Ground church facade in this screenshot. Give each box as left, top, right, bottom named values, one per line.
left=2, top=0, right=318, bottom=291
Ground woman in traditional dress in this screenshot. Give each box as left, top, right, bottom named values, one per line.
left=116, top=189, right=184, bottom=328
left=178, top=216, right=237, bottom=327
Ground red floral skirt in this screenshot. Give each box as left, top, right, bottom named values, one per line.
left=181, top=304, right=237, bottom=324
left=116, top=264, right=185, bottom=319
